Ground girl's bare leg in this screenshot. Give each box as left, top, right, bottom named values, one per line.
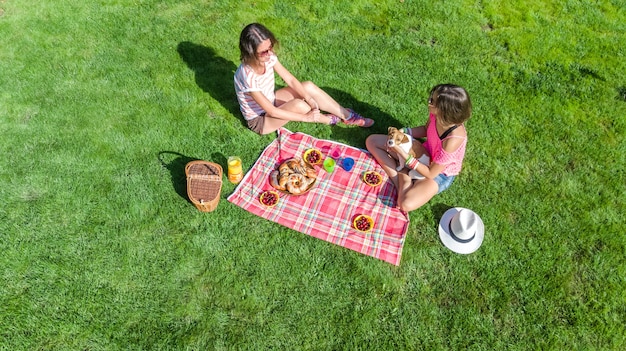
left=301, top=81, right=350, bottom=119
left=260, top=116, right=290, bottom=135
left=367, top=134, right=439, bottom=211
left=275, top=86, right=334, bottom=124
left=262, top=87, right=335, bottom=133
left=396, top=174, right=438, bottom=212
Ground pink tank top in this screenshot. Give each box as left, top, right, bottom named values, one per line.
left=422, top=113, right=467, bottom=176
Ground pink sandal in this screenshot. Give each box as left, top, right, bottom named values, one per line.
left=342, top=109, right=374, bottom=127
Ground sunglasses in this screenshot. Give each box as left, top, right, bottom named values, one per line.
left=257, top=45, right=273, bottom=57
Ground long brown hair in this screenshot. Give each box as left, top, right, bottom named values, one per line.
left=239, top=23, right=279, bottom=65
left=429, top=84, right=472, bottom=125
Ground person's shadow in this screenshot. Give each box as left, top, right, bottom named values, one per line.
left=177, top=41, right=245, bottom=128
left=318, top=86, right=402, bottom=144
left=177, top=41, right=405, bottom=145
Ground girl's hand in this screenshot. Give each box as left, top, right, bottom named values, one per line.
left=391, top=144, right=408, bottom=158
left=305, top=109, right=321, bottom=122
left=307, top=97, right=319, bottom=110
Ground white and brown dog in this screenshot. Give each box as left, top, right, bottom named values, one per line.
left=387, top=127, right=431, bottom=180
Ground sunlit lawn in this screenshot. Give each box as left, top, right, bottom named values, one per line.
left=1, top=0, right=625, bottom=349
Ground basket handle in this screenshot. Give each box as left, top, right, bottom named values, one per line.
left=187, top=174, right=222, bottom=182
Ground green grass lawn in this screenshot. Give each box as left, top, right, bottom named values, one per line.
left=1, top=0, right=625, bottom=349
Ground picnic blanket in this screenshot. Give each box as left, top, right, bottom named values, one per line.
left=227, top=128, right=410, bottom=265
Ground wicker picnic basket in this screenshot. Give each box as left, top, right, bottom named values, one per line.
left=185, top=160, right=223, bottom=212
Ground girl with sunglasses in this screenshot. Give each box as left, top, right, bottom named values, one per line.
left=365, top=84, right=472, bottom=212
left=235, top=23, right=373, bottom=135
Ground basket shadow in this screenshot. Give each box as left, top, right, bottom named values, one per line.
left=158, top=151, right=200, bottom=203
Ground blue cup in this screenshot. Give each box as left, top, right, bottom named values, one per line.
left=341, top=157, right=354, bottom=172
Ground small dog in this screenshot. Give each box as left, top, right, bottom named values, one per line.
left=387, top=127, right=430, bottom=179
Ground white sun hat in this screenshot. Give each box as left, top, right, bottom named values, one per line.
left=438, top=207, right=485, bottom=254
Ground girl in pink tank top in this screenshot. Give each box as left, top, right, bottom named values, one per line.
left=365, top=84, right=472, bottom=212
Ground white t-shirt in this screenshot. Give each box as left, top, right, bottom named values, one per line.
left=234, top=55, right=278, bottom=121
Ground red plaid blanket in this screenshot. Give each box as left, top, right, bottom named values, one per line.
left=227, top=128, right=409, bottom=265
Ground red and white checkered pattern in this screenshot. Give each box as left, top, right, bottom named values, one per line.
left=227, top=128, right=409, bottom=265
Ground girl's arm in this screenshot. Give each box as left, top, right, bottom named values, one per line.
left=390, top=144, right=444, bottom=180
left=404, top=125, right=426, bottom=139
left=245, top=58, right=317, bottom=121
left=248, top=90, right=317, bottom=121
left=247, top=90, right=279, bottom=115
left=273, top=60, right=318, bottom=109
left=397, top=134, right=464, bottom=179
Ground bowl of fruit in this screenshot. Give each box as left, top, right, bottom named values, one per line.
left=353, top=214, right=374, bottom=233
left=303, top=148, right=323, bottom=166
left=259, top=190, right=280, bottom=207
left=362, top=171, right=383, bottom=187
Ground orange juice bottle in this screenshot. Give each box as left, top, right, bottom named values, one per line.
left=227, top=156, right=243, bottom=184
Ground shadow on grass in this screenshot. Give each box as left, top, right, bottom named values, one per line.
left=176, top=41, right=404, bottom=146
left=430, top=202, right=454, bottom=228
left=158, top=151, right=199, bottom=203
left=158, top=151, right=229, bottom=203
left=176, top=41, right=246, bottom=128
left=319, top=86, right=403, bottom=145
left=618, top=86, right=626, bottom=101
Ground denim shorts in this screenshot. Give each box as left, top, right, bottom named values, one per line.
left=434, top=173, right=455, bottom=194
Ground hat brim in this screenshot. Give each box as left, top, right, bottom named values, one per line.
left=438, top=207, right=484, bottom=254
